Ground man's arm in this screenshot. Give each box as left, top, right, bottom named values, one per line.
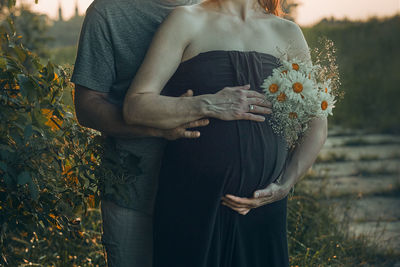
left=74, top=85, right=209, bottom=140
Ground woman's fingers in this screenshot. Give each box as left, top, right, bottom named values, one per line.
left=222, top=195, right=260, bottom=208
left=247, top=97, right=272, bottom=108
left=221, top=197, right=250, bottom=209
left=222, top=202, right=250, bottom=215
left=246, top=104, right=272, bottom=115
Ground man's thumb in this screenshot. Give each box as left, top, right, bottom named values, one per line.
left=180, top=89, right=194, bottom=97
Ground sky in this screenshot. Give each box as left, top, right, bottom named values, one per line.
left=25, top=0, right=400, bottom=26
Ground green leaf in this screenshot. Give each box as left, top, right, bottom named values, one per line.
left=28, top=181, right=39, bottom=200
left=8, top=0, right=16, bottom=9
left=12, top=46, right=27, bottom=62
left=0, top=161, right=7, bottom=172
left=0, top=57, right=6, bottom=69
left=24, top=124, right=33, bottom=140
left=17, top=171, right=31, bottom=185
left=17, top=74, right=33, bottom=98
left=4, top=173, right=12, bottom=187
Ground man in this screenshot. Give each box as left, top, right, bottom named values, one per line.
left=72, top=0, right=275, bottom=266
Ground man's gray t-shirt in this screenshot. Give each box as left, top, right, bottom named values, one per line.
left=71, top=0, right=197, bottom=214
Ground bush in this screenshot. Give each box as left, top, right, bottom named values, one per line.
left=303, top=16, right=400, bottom=134
left=0, top=20, right=104, bottom=265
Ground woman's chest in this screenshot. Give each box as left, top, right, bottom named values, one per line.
left=182, top=17, right=285, bottom=62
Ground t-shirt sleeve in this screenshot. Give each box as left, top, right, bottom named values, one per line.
left=71, top=7, right=116, bottom=93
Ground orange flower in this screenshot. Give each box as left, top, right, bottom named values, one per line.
left=321, top=100, right=328, bottom=110
left=41, top=108, right=63, bottom=131
left=292, top=82, right=303, bottom=93
left=87, top=194, right=95, bottom=208
left=277, top=92, right=287, bottom=102
left=292, top=63, right=299, bottom=71
left=269, top=83, right=279, bottom=93
left=325, top=87, right=328, bottom=93
left=289, top=112, right=298, bottom=119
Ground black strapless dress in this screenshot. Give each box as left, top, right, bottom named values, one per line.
left=154, top=50, right=290, bottom=267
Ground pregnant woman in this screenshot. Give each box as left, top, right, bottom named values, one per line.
left=123, top=0, right=327, bottom=266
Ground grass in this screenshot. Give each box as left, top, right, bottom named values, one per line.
left=358, top=154, right=380, bottom=161
left=316, top=152, right=349, bottom=163
left=287, top=190, right=400, bottom=266
left=343, top=138, right=400, bottom=147
left=9, top=178, right=400, bottom=266
left=355, top=167, right=398, bottom=177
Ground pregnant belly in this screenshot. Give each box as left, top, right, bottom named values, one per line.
left=161, top=118, right=288, bottom=197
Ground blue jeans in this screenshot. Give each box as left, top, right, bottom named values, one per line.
left=101, top=199, right=153, bottom=267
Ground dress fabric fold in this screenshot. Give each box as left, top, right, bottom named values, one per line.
left=155, top=50, right=290, bottom=267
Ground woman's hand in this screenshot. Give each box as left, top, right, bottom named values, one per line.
left=221, top=182, right=292, bottom=215
left=222, top=116, right=328, bottom=216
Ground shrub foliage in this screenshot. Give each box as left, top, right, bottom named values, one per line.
left=0, top=18, right=104, bottom=265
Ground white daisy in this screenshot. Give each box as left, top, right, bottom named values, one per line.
left=285, top=70, right=314, bottom=103
left=281, top=58, right=312, bottom=76
left=316, top=89, right=336, bottom=116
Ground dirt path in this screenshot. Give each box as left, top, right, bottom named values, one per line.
left=299, top=132, right=400, bottom=252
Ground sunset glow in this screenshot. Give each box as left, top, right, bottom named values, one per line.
left=25, top=0, right=400, bottom=26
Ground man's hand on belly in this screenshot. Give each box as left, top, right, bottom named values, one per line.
left=221, top=182, right=292, bottom=215
left=160, top=89, right=210, bottom=140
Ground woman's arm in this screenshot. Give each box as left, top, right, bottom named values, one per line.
left=123, top=7, right=271, bottom=129
left=221, top=117, right=328, bottom=215
left=221, top=22, right=327, bottom=215
left=276, top=117, right=328, bottom=189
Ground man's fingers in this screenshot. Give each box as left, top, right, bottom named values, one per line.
left=183, top=119, right=210, bottom=129
left=182, top=130, right=201, bottom=139
left=171, top=119, right=210, bottom=140
left=180, top=89, right=194, bottom=97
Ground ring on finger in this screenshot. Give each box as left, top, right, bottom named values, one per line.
left=249, top=104, right=255, bottom=111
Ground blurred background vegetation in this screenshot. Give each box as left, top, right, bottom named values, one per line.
left=0, top=0, right=399, bottom=266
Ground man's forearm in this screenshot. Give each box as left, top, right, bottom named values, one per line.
left=280, top=117, right=328, bottom=189
left=75, top=92, right=162, bottom=139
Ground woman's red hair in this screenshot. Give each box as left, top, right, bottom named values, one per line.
left=206, top=0, right=284, bottom=16
left=257, top=0, right=283, bottom=16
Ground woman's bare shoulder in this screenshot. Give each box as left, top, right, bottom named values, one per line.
left=266, top=16, right=310, bottom=59
left=162, top=4, right=207, bottom=34
left=268, top=16, right=303, bottom=38
left=168, top=3, right=208, bottom=21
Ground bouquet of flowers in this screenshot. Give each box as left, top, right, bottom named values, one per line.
left=261, top=39, right=341, bottom=147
